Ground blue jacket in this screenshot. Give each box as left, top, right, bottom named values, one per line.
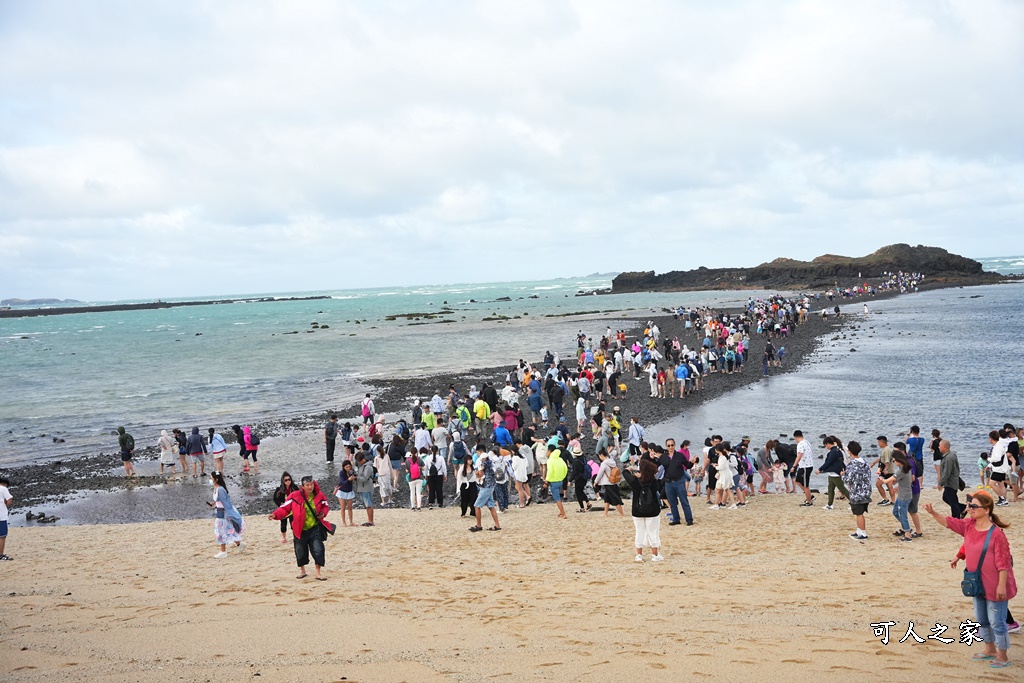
left=820, top=446, right=844, bottom=475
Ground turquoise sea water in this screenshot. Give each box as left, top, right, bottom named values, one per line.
left=0, top=275, right=770, bottom=466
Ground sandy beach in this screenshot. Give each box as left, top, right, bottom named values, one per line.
left=2, top=486, right=1018, bottom=682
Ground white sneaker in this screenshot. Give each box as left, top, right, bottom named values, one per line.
left=634, top=554, right=644, bottom=562
left=651, top=554, right=664, bottom=562
left=728, top=504, right=738, bottom=509
left=214, top=551, right=228, bottom=559
left=824, top=505, right=834, bottom=510
left=237, top=541, right=248, bottom=552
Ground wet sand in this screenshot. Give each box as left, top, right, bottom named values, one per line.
left=1, top=487, right=1016, bottom=682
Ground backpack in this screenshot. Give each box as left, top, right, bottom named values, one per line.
left=609, top=465, right=622, bottom=484
left=361, top=400, right=371, bottom=417
left=124, top=434, right=135, bottom=451
left=452, top=440, right=467, bottom=462
left=635, top=482, right=661, bottom=516
left=251, top=433, right=261, bottom=446
left=429, top=455, right=439, bottom=477
left=409, top=460, right=421, bottom=480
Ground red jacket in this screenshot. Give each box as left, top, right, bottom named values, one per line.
left=271, top=482, right=334, bottom=537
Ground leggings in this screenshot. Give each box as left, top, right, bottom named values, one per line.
left=460, top=482, right=478, bottom=516
left=575, top=478, right=589, bottom=509
left=826, top=477, right=849, bottom=506
left=494, top=482, right=509, bottom=511
left=280, top=518, right=289, bottom=534
left=409, top=479, right=423, bottom=508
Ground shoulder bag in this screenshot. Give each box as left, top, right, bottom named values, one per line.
left=961, top=526, right=995, bottom=597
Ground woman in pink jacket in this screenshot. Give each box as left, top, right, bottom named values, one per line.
left=269, top=477, right=333, bottom=580
left=242, top=425, right=259, bottom=473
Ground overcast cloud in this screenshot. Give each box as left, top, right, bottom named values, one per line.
left=1, top=0, right=1021, bottom=300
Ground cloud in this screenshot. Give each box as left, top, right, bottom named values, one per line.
left=0, top=0, right=1022, bottom=299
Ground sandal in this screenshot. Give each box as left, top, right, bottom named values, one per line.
left=911, top=532, right=923, bottom=538
left=989, top=661, right=1011, bottom=668
left=296, top=573, right=308, bottom=579
left=487, top=526, right=501, bottom=531
left=469, top=526, right=483, bottom=532
left=972, top=654, right=995, bottom=660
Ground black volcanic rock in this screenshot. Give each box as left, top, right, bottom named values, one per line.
left=612, top=244, right=996, bottom=293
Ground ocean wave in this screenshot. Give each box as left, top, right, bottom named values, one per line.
left=122, top=393, right=152, bottom=398
left=532, top=285, right=563, bottom=290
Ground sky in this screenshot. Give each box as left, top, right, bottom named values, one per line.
left=1, top=0, right=1022, bottom=301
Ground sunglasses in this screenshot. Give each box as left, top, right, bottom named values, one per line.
left=967, top=504, right=985, bottom=510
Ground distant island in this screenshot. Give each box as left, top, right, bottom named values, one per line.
left=1, top=298, right=83, bottom=306
left=610, top=244, right=1007, bottom=293
left=0, top=295, right=332, bottom=319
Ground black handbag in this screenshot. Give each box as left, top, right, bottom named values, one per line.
left=961, top=527, right=995, bottom=597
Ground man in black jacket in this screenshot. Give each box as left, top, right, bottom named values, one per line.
left=816, top=436, right=848, bottom=509
left=660, top=439, right=694, bottom=526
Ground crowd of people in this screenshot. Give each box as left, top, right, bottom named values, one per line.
left=64, top=281, right=1017, bottom=669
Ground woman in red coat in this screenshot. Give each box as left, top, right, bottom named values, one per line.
left=269, top=476, right=334, bottom=580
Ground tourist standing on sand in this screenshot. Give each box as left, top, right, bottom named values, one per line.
left=273, top=472, right=298, bottom=542
left=186, top=427, right=207, bottom=479
left=937, top=439, right=965, bottom=519
left=208, top=471, right=246, bottom=559
left=373, top=446, right=395, bottom=507
left=269, top=475, right=333, bottom=580
left=0, top=476, right=13, bottom=561
left=457, top=456, right=478, bottom=517
left=793, top=431, right=814, bottom=506
left=324, top=414, right=338, bottom=462
left=512, top=446, right=530, bottom=508
left=158, top=430, right=177, bottom=475
left=594, top=449, right=624, bottom=516
left=623, top=458, right=663, bottom=562
left=925, top=492, right=1016, bottom=669
left=407, top=450, right=424, bottom=510
left=469, top=447, right=502, bottom=532
left=117, top=426, right=136, bottom=477
left=354, top=449, right=375, bottom=526
left=842, top=441, right=871, bottom=540
left=208, top=428, right=227, bottom=473
left=660, top=439, right=693, bottom=526
left=425, top=445, right=447, bottom=509
left=545, top=444, right=569, bottom=519
left=333, top=461, right=356, bottom=526
left=817, top=436, right=849, bottom=510
left=882, top=453, right=914, bottom=543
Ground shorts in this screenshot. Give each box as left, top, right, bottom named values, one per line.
left=211, top=450, right=226, bottom=460
left=795, top=468, right=812, bottom=487
left=715, top=477, right=730, bottom=491
left=336, top=490, right=355, bottom=501
left=549, top=481, right=563, bottom=502
left=390, top=459, right=402, bottom=470
left=908, top=491, right=920, bottom=515
left=475, top=486, right=496, bottom=509
left=0, top=520, right=7, bottom=537
left=120, top=450, right=133, bottom=462
left=991, top=471, right=1007, bottom=482
left=850, top=502, right=869, bottom=516
left=358, top=492, right=373, bottom=508
left=732, top=474, right=741, bottom=490
left=189, top=453, right=205, bottom=462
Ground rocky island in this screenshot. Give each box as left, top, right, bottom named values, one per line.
left=611, top=244, right=1005, bottom=293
